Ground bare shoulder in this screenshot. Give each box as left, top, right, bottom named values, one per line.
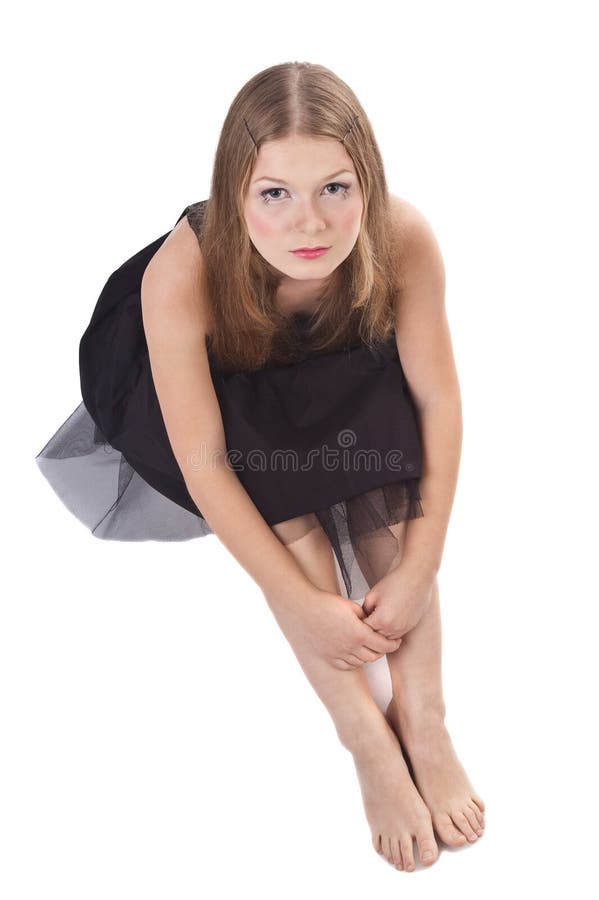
left=388, top=193, right=445, bottom=285
left=386, top=194, right=457, bottom=411
left=140, top=215, right=224, bottom=486
left=141, top=214, right=213, bottom=337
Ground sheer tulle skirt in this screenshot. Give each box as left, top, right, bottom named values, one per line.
left=35, top=401, right=423, bottom=601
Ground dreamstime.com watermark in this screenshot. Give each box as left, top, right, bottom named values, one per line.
left=185, top=428, right=417, bottom=475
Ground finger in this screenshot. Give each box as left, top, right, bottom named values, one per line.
left=376, top=628, right=402, bottom=639
left=333, top=658, right=352, bottom=670
left=384, top=639, right=402, bottom=652
left=362, top=618, right=395, bottom=636
left=355, top=645, right=380, bottom=664
left=345, top=653, right=365, bottom=667
left=367, top=623, right=406, bottom=642
left=363, top=629, right=403, bottom=653
left=368, top=641, right=401, bottom=658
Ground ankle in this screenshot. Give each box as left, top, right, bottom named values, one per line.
left=393, top=695, right=447, bottom=731
left=335, top=708, right=390, bottom=757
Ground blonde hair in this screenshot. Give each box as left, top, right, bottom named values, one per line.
left=198, top=61, right=404, bottom=373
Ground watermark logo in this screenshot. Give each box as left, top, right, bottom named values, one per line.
left=186, top=428, right=413, bottom=475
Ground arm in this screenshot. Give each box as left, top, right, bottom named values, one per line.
left=141, top=219, right=315, bottom=613
left=390, top=198, right=463, bottom=577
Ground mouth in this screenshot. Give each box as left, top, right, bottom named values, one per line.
left=290, top=246, right=331, bottom=258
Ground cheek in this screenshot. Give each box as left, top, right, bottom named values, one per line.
left=340, top=207, right=362, bottom=239
left=246, top=209, right=278, bottom=242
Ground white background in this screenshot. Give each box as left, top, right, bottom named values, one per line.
left=3, top=0, right=598, bottom=895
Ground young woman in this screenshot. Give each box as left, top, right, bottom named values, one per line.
left=36, top=61, right=485, bottom=872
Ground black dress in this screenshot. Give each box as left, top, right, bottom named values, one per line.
left=35, top=200, right=424, bottom=601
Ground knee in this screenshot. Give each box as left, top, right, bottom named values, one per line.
left=271, top=512, right=320, bottom=546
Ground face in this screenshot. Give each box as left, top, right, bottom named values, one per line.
left=243, top=134, right=363, bottom=298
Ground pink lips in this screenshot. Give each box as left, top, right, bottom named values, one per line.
left=290, top=247, right=330, bottom=259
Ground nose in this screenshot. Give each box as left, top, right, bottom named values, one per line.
left=292, top=199, right=328, bottom=235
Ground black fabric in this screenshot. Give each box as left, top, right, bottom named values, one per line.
left=35, top=200, right=425, bottom=601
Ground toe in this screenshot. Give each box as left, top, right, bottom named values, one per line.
left=434, top=812, right=467, bottom=847
left=466, top=801, right=484, bottom=831
left=451, top=810, right=479, bottom=842
left=414, top=813, right=438, bottom=866
left=382, top=835, right=395, bottom=866
left=462, top=804, right=483, bottom=836
left=472, top=793, right=486, bottom=813
left=400, top=834, right=416, bottom=872
left=417, top=836, right=439, bottom=866
left=390, top=837, right=403, bottom=869
left=372, top=832, right=382, bottom=855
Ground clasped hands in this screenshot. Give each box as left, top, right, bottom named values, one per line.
left=360, top=560, right=436, bottom=643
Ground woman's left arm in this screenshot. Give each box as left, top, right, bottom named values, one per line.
left=362, top=199, right=462, bottom=634
left=391, top=197, right=463, bottom=579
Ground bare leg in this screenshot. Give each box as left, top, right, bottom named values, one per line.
left=268, top=513, right=439, bottom=871
left=359, top=519, right=486, bottom=849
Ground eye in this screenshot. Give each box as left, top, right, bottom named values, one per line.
left=323, top=182, right=350, bottom=196
left=260, top=187, right=287, bottom=202
left=260, top=182, right=351, bottom=203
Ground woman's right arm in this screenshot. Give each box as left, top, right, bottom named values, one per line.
left=140, top=218, right=316, bottom=614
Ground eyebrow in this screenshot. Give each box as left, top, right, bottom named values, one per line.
left=252, top=169, right=354, bottom=185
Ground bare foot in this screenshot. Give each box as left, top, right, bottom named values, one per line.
left=385, top=698, right=486, bottom=849
left=348, top=721, right=439, bottom=871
